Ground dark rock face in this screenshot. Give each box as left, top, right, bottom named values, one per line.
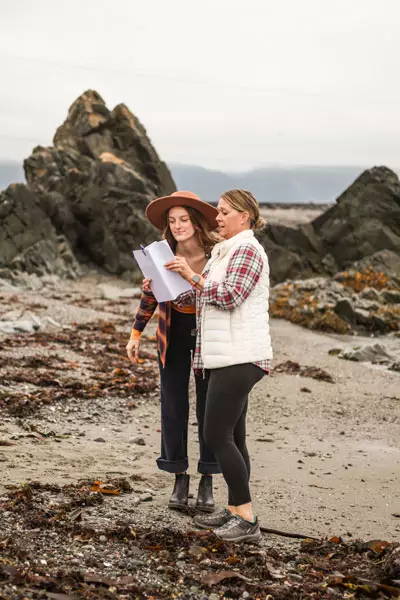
left=1, top=90, right=399, bottom=289
left=0, top=184, right=80, bottom=281
left=259, top=166, right=400, bottom=284
left=0, top=90, right=175, bottom=283
left=312, top=166, right=400, bottom=268
left=21, top=90, right=175, bottom=277
left=258, top=222, right=323, bottom=283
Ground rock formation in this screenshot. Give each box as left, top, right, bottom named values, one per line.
left=0, top=184, right=80, bottom=284
left=1, top=91, right=399, bottom=303
left=260, top=166, right=400, bottom=284
left=0, top=90, right=175, bottom=283
left=270, top=268, right=400, bottom=335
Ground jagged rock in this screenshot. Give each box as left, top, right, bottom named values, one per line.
left=270, top=268, right=399, bottom=335
left=338, top=343, right=394, bottom=364
left=359, top=287, right=382, bottom=302
left=257, top=225, right=322, bottom=284
left=22, top=90, right=175, bottom=277
left=260, top=166, right=400, bottom=284
left=351, top=249, right=400, bottom=282
left=313, top=166, right=400, bottom=265
left=292, top=277, right=328, bottom=291
left=2, top=92, right=400, bottom=292
left=382, top=289, right=400, bottom=304
left=0, top=183, right=81, bottom=280
left=354, top=298, right=380, bottom=312
left=333, top=298, right=389, bottom=331
left=334, top=298, right=356, bottom=323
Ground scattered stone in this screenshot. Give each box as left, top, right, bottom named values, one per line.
left=338, top=343, right=394, bottom=364
left=139, top=493, right=153, bottom=502
left=352, top=249, right=400, bottom=283
left=130, top=436, right=146, bottom=446
left=0, top=318, right=41, bottom=334
left=188, top=545, right=208, bottom=559
left=360, top=287, right=382, bottom=302
left=382, top=290, right=400, bottom=304
left=94, top=437, right=106, bottom=443
left=271, top=268, right=399, bottom=335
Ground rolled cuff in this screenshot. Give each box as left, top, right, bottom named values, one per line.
left=197, top=460, right=221, bottom=475
left=156, top=457, right=188, bottom=474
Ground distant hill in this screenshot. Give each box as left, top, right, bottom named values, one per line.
left=0, top=160, right=384, bottom=206
left=169, top=164, right=367, bottom=204
left=0, top=161, right=24, bottom=189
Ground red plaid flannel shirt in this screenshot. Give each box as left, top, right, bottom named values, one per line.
left=178, top=243, right=271, bottom=373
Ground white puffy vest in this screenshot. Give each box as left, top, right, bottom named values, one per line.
left=201, top=229, right=273, bottom=369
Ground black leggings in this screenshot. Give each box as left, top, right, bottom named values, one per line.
left=203, top=363, right=264, bottom=506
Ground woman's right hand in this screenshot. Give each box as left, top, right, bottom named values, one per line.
left=142, top=278, right=152, bottom=292
left=126, top=337, right=140, bottom=364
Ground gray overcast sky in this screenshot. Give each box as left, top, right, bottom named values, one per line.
left=1, top=0, right=400, bottom=171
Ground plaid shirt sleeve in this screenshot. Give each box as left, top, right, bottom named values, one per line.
left=202, top=244, right=263, bottom=311
left=132, top=289, right=158, bottom=332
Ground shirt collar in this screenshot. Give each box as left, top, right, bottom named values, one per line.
left=211, top=229, right=254, bottom=260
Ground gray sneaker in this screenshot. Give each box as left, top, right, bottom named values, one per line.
left=213, top=515, right=261, bottom=543
left=193, top=508, right=234, bottom=529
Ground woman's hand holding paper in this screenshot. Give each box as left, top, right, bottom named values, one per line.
left=165, top=257, right=194, bottom=282
left=142, top=278, right=152, bottom=292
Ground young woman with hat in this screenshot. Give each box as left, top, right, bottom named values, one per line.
left=165, top=189, right=272, bottom=543
left=126, top=191, right=221, bottom=512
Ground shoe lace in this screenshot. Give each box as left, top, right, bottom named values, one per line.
left=196, top=511, right=221, bottom=524
left=216, top=515, right=240, bottom=531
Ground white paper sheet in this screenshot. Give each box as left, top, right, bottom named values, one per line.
left=132, top=240, right=192, bottom=302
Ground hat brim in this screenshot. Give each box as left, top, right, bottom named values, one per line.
left=145, top=194, right=218, bottom=231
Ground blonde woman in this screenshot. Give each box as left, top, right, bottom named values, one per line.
left=166, top=189, right=272, bottom=543
left=127, top=191, right=220, bottom=512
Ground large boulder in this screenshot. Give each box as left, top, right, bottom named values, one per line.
left=0, top=183, right=80, bottom=282
left=258, top=221, right=324, bottom=284
left=260, top=166, right=400, bottom=284
left=312, top=166, right=400, bottom=268
left=23, top=90, right=175, bottom=277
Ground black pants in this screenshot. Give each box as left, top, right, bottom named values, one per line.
left=156, top=309, right=220, bottom=474
left=203, top=363, right=265, bottom=506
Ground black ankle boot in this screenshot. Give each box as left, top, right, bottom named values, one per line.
left=168, top=473, right=190, bottom=510
left=195, top=475, right=215, bottom=513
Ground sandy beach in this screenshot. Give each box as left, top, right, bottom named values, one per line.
left=1, top=274, right=399, bottom=546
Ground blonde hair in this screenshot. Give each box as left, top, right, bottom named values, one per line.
left=220, top=189, right=266, bottom=230
left=162, top=206, right=218, bottom=256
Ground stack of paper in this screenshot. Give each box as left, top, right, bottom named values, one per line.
left=132, top=240, right=192, bottom=302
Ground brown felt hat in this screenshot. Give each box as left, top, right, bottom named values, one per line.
left=145, top=190, right=218, bottom=231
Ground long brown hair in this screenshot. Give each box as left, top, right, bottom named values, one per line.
left=162, top=206, right=218, bottom=256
